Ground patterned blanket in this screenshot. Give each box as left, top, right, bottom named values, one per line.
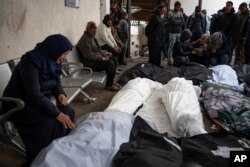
left=203, top=82, right=250, bottom=138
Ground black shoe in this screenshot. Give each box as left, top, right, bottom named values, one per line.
left=119, top=62, right=127, bottom=65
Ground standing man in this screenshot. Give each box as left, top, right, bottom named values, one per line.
left=167, top=1, right=185, bottom=65
left=186, top=6, right=206, bottom=41
left=217, top=1, right=237, bottom=64
left=145, top=3, right=167, bottom=67
left=119, top=12, right=129, bottom=65
left=235, top=2, right=250, bottom=65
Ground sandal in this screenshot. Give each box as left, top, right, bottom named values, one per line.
left=113, top=83, right=122, bottom=89
left=105, top=84, right=120, bottom=91
left=117, top=67, right=122, bottom=71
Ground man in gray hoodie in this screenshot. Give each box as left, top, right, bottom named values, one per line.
left=167, top=1, right=185, bottom=65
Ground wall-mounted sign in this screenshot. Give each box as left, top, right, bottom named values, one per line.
left=65, top=0, right=80, bottom=8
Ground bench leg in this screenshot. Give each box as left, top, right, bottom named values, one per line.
left=80, top=90, right=96, bottom=103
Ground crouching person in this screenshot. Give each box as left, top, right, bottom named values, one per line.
left=2, top=34, right=76, bottom=166
left=172, top=29, right=193, bottom=67
left=208, top=31, right=229, bottom=66
left=77, top=22, right=120, bottom=91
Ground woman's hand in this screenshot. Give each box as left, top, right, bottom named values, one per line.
left=56, top=112, right=75, bottom=129
left=58, top=94, right=68, bottom=106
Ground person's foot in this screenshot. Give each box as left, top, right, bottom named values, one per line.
left=119, top=61, right=127, bottom=65
left=116, top=69, right=120, bottom=74
left=113, top=83, right=122, bottom=89
left=117, top=67, right=122, bottom=71
left=105, top=84, right=120, bottom=91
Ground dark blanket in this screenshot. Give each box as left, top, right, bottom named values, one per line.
left=113, top=116, right=250, bottom=167
left=117, top=62, right=212, bottom=86
left=181, top=132, right=250, bottom=167
left=113, top=116, right=183, bottom=167
left=233, top=64, right=250, bottom=83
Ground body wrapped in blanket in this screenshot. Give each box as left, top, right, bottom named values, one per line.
left=31, top=77, right=207, bottom=166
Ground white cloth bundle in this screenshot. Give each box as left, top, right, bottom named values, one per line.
left=161, top=77, right=207, bottom=137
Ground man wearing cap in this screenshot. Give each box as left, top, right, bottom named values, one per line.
left=186, top=6, right=206, bottom=41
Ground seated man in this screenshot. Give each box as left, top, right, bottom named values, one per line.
left=96, top=14, right=121, bottom=63
left=77, top=21, right=120, bottom=91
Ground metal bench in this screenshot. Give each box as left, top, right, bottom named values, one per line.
left=63, top=46, right=107, bottom=84
left=0, top=62, right=26, bottom=155
left=8, top=58, right=94, bottom=103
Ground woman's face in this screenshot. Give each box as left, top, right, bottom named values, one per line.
left=56, top=50, right=70, bottom=64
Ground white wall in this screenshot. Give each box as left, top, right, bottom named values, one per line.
left=100, top=0, right=110, bottom=21
left=0, top=0, right=103, bottom=63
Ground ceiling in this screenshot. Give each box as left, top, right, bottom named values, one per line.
left=128, top=0, right=166, bottom=21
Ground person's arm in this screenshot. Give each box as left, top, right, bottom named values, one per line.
left=114, top=32, right=124, bottom=48
left=19, top=62, right=61, bottom=117
left=77, top=38, right=103, bottom=61
left=53, top=78, right=68, bottom=106
left=99, top=24, right=116, bottom=48
left=202, top=17, right=206, bottom=34
left=120, top=20, right=129, bottom=39
left=187, top=17, right=193, bottom=30
left=108, top=28, right=118, bottom=47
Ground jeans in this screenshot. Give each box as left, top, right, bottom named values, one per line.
left=210, top=54, right=229, bottom=66
left=168, top=33, right=181, bottom=64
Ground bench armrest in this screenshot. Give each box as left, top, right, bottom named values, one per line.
left=62, top=62, right=93, bottom=78
left=0, top=97, right=25, bottom=122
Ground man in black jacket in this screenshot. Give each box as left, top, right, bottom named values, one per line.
left=217, top=1, right=237, bottom=64
left=145, top=3, right=167, bottom=67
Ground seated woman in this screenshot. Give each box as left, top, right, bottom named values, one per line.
left=77, top=22, right=120, bottom=91
left=207, top=31, right=229, bottom=66
left=2, top=34, right=76, bottom=166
